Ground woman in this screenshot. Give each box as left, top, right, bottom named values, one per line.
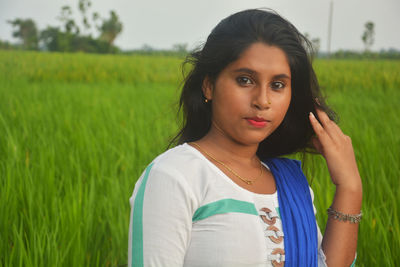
left=129, top=9, right=362, bottom=267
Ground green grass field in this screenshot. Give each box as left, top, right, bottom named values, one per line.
left=1, top=50, right=399, bottom=266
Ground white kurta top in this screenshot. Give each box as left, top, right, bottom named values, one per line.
left=128, top=143, right=327, bottom=266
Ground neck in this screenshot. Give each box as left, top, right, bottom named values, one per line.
left=197, top=123, right=260, bottom=165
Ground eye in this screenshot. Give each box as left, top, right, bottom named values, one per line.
left=236, top=76, right=253, bottom=86
left=271, top=81, right=285, bottom=90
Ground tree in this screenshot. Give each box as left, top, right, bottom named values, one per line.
left=7, top=18, right=39, bottom=50
left=58, top=5, right=80, bottom=34
left=8, top=1, right=122, bottom=53
left=40, top=25, right=117, bottom=53
left=78, top=0, right=92, bottom=33
left=362, top=21, right=374, bottom=52
left=311, top=38, right=321, bottom=56
left=40, top=26, right=72, bottom=52
left=99, top=11, right=123, bottom=46
left=92, top=12, right=101, bottom=31
left=172, top=43, right=188, bottom=53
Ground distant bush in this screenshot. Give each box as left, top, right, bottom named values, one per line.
left=320, top=49, right=400, bottom=60
left=0, top=39, right=18, bottom=50
left=40, top=26, right=120, bottom=54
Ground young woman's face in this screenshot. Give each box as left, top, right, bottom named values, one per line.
left=203, top=42, right=292, bottom=146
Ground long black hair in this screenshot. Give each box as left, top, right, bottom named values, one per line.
left=170, top=8, right=336, bottom=158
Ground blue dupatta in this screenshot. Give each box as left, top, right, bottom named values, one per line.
left=263, top=158, right=318, bottom=267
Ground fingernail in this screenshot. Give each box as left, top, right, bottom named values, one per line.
left=309, top=112, right=315, bottom=118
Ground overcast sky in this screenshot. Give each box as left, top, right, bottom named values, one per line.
left=1, top=0, right=399, bottom=52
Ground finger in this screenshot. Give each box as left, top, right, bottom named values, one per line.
left=314, top=108, right=342, bottom=139
left=309, top=112, right=331, bottom=145
left=314, top=108, right=333, bottom=129
left=327, top=119, right=346, bottom=137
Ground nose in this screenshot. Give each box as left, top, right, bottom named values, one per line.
left=252, top=85, right=271, bottom=110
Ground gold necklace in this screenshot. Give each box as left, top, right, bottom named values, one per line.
left=190, top=142, right=263, bottom=185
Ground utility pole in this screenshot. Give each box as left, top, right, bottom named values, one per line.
left=327, top=0, right=333, bottom=58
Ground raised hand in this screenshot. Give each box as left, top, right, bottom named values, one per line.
left=308, top=108, right=362, bottom=190
left=309, top=108, right=363, bottom=267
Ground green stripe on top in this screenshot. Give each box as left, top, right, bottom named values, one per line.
left=275, top=207, right=281, bottom=218
left=192, top=198, right=258, bottom=222
left=131, top=163, right=154, bottom=267
left=350, top=254, right=357, bottom=267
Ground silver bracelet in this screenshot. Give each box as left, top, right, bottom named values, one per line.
left=327, top=207, right=362, bottom=223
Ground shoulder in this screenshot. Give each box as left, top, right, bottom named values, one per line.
left=132, top=143, right=207, bottom=206
left=137, top=143, right=209, bottom=193
left=149, top=143, right=204, bottom=174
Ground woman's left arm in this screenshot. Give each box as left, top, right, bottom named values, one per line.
left=309, top=109, right=362, bottom=267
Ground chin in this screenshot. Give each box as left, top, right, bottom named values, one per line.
left=236, top=134, right=270, bottom=146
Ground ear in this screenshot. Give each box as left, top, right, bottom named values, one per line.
left=202, top=76, right=213, bottom=101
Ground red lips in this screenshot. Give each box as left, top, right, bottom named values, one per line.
left=246, top=117, right=269, bottom=128
left=248, top=117, right=267, bottom=122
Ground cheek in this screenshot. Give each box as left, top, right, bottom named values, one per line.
left=277, top=92, right=291, bottom=113
left=215, top=87, right=246, bottom=110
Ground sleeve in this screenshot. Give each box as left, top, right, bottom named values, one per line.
left=128, top=162, right=197, bottom=267
left=310, top=187, right=357, bottom=267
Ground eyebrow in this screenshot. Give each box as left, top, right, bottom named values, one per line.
left=233, top=68, right=291, bottom=80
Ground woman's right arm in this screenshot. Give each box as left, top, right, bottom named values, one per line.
left=128, top=163, right=196, bottom=267
left=309, top=109, right=362, bottom=267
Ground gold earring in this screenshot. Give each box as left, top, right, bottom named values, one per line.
left=204, top=98, right=209, bottom=103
